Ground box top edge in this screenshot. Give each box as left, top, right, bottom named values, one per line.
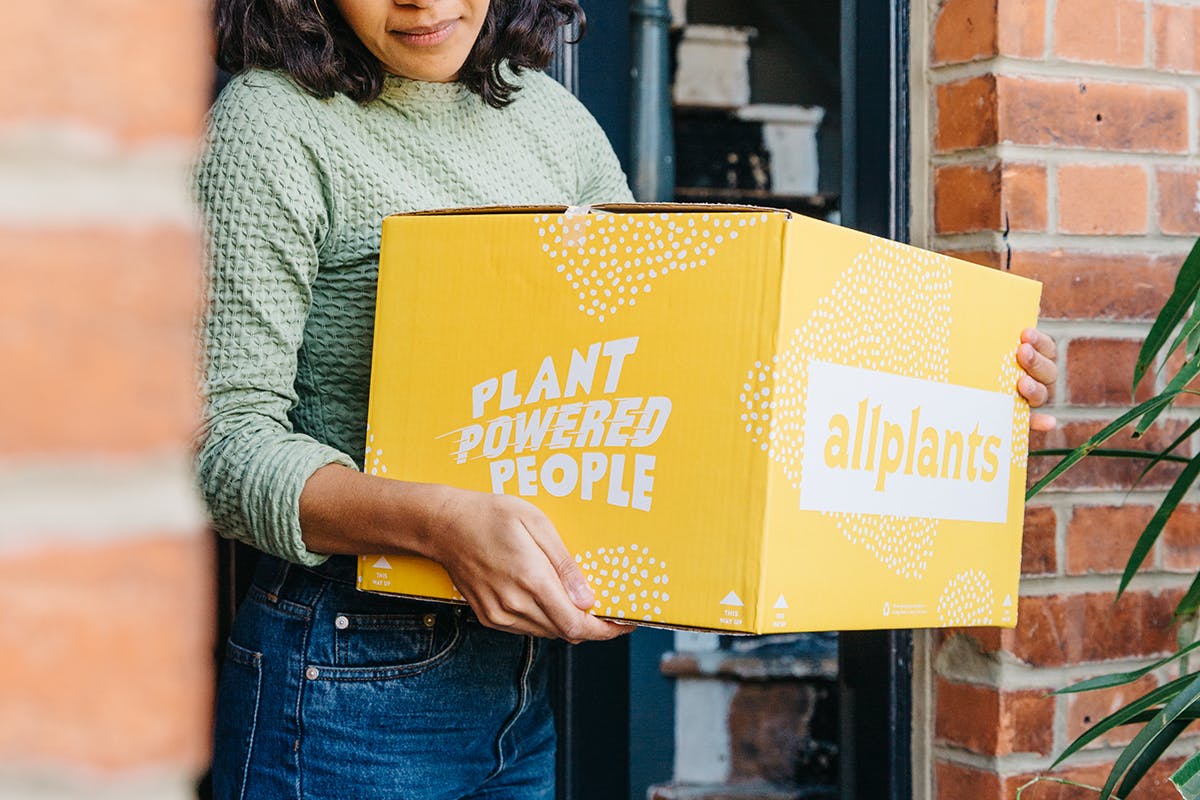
left=384, top=203, right=795, bottom=220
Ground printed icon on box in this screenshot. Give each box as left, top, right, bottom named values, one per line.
left=883, top=602, right=891, bottom=617
left=373, top=556, right=392, bottom=570
left=720, top=590, right=744, bottom=607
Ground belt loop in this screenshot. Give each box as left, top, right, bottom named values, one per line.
left=264, top=557, right=290, bottom=598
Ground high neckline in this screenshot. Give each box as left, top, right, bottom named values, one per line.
left=380, top=74, right=473, bottom=104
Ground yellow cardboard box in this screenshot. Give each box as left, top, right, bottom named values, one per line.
left=358, top=205, right=1041, bottom=633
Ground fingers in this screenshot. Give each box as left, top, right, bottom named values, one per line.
left=439, top=493, right=628, bottom=642
left=521, top=511, right=596, bottom=612
left=533, top=583, right=633, bottom=644
left=1018, top=329, right=1058, bottom=390
left=1029, top=411, right=1058, bottom=432
left=1022, top=327, right=1058, bottom=362
left=1017, top=329, right=1059, bottom=430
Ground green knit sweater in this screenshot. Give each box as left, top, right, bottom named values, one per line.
left=196, top=68, right=633, bottom=566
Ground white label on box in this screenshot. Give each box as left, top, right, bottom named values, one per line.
left=798, top=362, right=1013, bottom=523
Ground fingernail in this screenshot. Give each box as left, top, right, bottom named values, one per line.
left=568, top=578, right=595, bottom=610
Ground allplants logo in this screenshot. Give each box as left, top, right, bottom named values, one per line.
left=799, top=362, right=1013, bottom=523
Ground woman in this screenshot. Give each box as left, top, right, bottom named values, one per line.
left=197, top=1, right=1059, bottom=798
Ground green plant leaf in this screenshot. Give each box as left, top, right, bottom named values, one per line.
left=1053, top=672, right=1198, bottom=767
left=1118, top=453, right=1200, bottom=597
left=1170, top=751, right=1200, bottom=799
left=1056, top=642, right=1200, bottom=695
left=1099, top=672, right=1200, bottom=799
left=1121, top=705, right=1200, bottom=725
left=1164, top=303, right=1200, bottom=371
left=1116, top=717, right=1192, bottom=798
left=1031, top=448, right=1193, bottom=465
left=1177, top=573, right=1200, bottom=620
left=1135, top=236, right=1200, bottom=390
left=1026, top=391, right=1181, bottom=500
left=1133, top=357, right=1200, bottom=437
left=1126, top=417, right=1200, bottom=495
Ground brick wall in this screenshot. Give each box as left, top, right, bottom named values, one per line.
left=0, top=3, right=214, bottom=798
left=922, top=0, right=1200, bottom=797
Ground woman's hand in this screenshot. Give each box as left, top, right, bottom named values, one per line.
left=428, top=488, right=632, bottom=643
left=1017, top=328, right=1058, bottom=432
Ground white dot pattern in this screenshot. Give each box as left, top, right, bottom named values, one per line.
left=997, top=349, right=1031, bottom=469
left=937, top=569, right=995, bottom=626
left=534, top=211, right=761, bottom=322
left=575, top=544, right=670, bottom=621
left=363, top=426, right=390, bottom=477
left=742, top=239, right=955, bottom=580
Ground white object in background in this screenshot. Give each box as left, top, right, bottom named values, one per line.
left=737, top=104, right=826, bottom=196
left=673, top=25, right=756, bottom=108
left=668, top=0, right=687, bottom=28
left=674, top=630, right=721, bottom=652
left=674, top=679, right=735, bottom=784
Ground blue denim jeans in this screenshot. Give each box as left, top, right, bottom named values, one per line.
left=212, top=554, right=556, bottom=800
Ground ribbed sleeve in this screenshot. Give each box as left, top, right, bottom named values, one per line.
left=196, top=79, right=355, bottom=566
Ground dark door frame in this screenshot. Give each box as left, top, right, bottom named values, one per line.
left=838, top=0, right=914, bottom=798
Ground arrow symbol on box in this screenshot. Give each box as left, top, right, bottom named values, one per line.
left=373, top=556, right=392, bottom=570
left=720, top=591, right=744, bottom=607
left=1003, top=594, right=1013, bottom=608
left=774, top=595, right=789, bottom=610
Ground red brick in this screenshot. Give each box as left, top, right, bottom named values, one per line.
left=1058, top=164, right=1149, bottom=235
left=935, top=163, right=1002, bottom=233
left=0, top=226, right=203, bottom=456
left=1154, top=3, right=1200, bottom=73
left=0, top=534, right=213, bottom=770
left=998, top=77, right=1188, bottom=153
left=1000, top=759, right=1187, bottom=799
left=997, top=0, right=1048, bottom=57
left=1066, top=505, right=1157, bottom=575
left=1002, top=591, right=1180, bottom=667
left=0, top=1, right=211, bottom=141
left=728, top=682, right=829, bottom=783
left=1003, top=162, right=1048, bottom=231
left=1162, top=505, right=1200, bottom=572
left=1029, top=420, right=1193, bottom=492
left=935, top=678, right=1055, bottom=755
left=1066, top=673, right=1160, bottom=749
left=936, top=760, right=1002, bottom=800
left=1067, top=338, right=1155, bottom=405
left=1022, top=505, right=1058, bottom=576
left=1055, top=0, right=1147, bottom=66
left=936, top=76, right=999, bottom=152
left=936, top=760, right=1182, bottom=800
left=932, top=0, right=998, bottom=64
left=1157, top=167, right=1200, bottom=235
left=943, top=249, right=1004, bottom=270
left=1008, top=250, right=1177, bottom=320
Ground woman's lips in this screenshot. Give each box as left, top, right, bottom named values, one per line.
left=391, top=19, right=458, bottom=47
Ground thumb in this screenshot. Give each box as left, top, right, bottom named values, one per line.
left=522, top=515, right=596, bottom=611
left=557, top=556, right=596, bottom=612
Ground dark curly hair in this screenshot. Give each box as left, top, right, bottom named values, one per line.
left=216, top=0, right=585, bottom=107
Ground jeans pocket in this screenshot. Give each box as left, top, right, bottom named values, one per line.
left=321, top=609, right=462, bottom=680
left=212, top=641, right=263, bottom=800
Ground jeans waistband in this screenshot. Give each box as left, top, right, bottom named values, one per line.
left=252, top=553, right=463, bottom=615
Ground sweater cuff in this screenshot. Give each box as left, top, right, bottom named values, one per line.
left=247, top=441, right=358, bottom=567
